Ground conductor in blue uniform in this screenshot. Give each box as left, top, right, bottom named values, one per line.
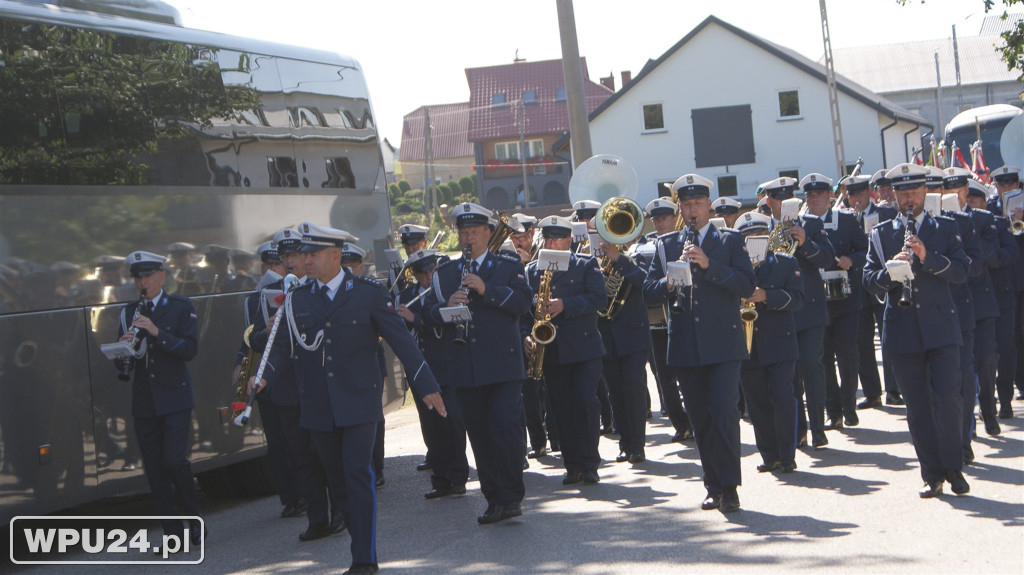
left=422, top=202, right=533, bottom=525
left=113, top=251, right=202, bottom=545
left=255, top=223, right=446, bottom=575
left=643, top=174, right=756, bottom=512
left=863, top=163, right=971, bottom=498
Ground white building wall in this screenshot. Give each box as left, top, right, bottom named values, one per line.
left=590, top=22, right=926, bottom=206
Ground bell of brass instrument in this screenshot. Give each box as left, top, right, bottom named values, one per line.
left=740, top=300, right=758, bottom=354
left=595, top=196, right=644, bottom=320
left=767, top=211, right=800, bottom=256
left=487, top=211, right=525, bottom=254
left=452, top=245, right=473, bottom=346
left=1011, top=219, right=1024, bottom=236
left=527, top=268, right=556, bottom=380
left=898, top=209, right=917, bottom=308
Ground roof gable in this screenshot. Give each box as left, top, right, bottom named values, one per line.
left=466, top=57, right=612, bottom=142
left=589, top=15, right=929, bottom=128
left=399, top=102, right=473, bottom=162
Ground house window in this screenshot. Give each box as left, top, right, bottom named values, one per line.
left=778, top=90, right=800, bottom=119
left=495, top=139, right=543, bottom=161
left=643, top=103, right=665, bottom=131
left=717, top=175, right=738, bottom=197
left=523, top=90, right=538, bottom=105
left=556, top=87, right=566, bottom=101
left=530, top=140, right=545, bottom=157
left=779, top=169, right=799, bottom=180
left=491, top=92, right=507, bottom=108
left=657, top=181, right=675, bottom=199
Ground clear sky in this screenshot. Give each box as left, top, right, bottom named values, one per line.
left=165, top=0, right=996, bottom=145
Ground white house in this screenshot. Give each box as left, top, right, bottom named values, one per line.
left=587, top=16, right=930, bottom=205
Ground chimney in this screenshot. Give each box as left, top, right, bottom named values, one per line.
left=620, top=70, right=632, bottom=87
left=599, top=74, right=615, bottom=92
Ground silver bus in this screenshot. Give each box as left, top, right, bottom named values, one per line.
left=0, top=0, right=401, bottom=523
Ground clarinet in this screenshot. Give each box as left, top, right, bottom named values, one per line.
left=898, top=208, right=916, bottom=308
left=452, top=245, right=473, bottom=346
left=670, top=218, right=697, bottom=313
left=118, top=290, right=148, bottom=382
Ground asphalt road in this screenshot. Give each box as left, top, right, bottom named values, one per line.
left=7, top=370, right=1024, bottom=574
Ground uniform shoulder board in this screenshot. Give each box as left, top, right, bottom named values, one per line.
left=166, top=293, right=190, bottom=304
left=934, top=214, right=956, bottom=224
left=437, top=253, right=452, bottom=264
left=494, top=253, right=521, bottom=265
left=659, top=230, right=683, bottom=242
left=436, top=257, right=459, bottom=271
left=355, top=275, right=384, bottom=288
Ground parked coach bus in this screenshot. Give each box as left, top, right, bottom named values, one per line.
left=944, top=104, right=1023, bottom=170
left=0, top=0, right=402, bottom=524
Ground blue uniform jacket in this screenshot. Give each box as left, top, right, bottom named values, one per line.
left=267, top=270, right=439, bottom=430
left=989, top=217, right=1023, bottom=302
left=944, top=210, right=985, bottom=331
left=423, top=252, right=533, bottom=387
left=247, top=277, right=302, bottom=407
left=116, top=293, right=198, bottom=418
left=643, top=225, right=756, bottom=366
left=787, top=213, right=836, bottom=331
left=597, top=255, right=653, bottom=357
left=864, top=214, right=970, bottom=353
left=522, top=253, right=606, bottom=365
left=747, top=252, right=805, bottom=367
left=966, top=208, right=1002, bottom=321
left=820, top=208, right=868, bottom=318
left=398, top=282, right=451, bottom=387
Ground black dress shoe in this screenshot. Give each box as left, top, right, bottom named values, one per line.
left=416, top=461, right=431, bottom=472
left=189, top=522, right=205, bottom=546
left=562, top=471, right=583, bottom=485
left=963, top=445, right=975, bottom=466
left=983, top=416, right=1001, bottom=436
left=844, top=411, right=859, bottom=427
left=601, top=423, right=615, bottom=435
left=477, top=502, right=521, bottom=524
left=628, top=451, right=645, bottom=464
left=812, top=430, right=829, bottom=449
left=343, top=563, right=379, bottom=574
left=615, top=451, right=630, bottom=463
left=582, top=470, right=600, bottom=484
left=945, top=470, right=970, bottom=495
left=797, top=434, right=808, bottom=448
left=721, top=487, right=740, bottom=512
left=646, top=409, right=653, bottom=420
left=918, top=480, right=943, bottom=498
left=781, top=461, right=798, bottom=473
left=998, top=405, right=1013, bottom=420
left=857, top=396, right=882, bottom=409
left=824, top=417, right=844, bottom=430
left=701, top=492, right=722, bottom=510
left=885, top=392, right=904, bottom=406
left=424, top=484, right=467, bottom=499
left=329, top=514, right=347, bottom=534
left=528, top=447, right=548, bottom=458
left=549, top=442, right=561, bottom=453
left=757, top=461, right=781, bottom=473
left=281, top=499, right=308, bottom=518
left=671, top=428, right=694, bottom=443
left=375, top=475, right=386, bottom=488
left=522, top=458, right=529, bottom=470
left=299, top=523, right=332, bottom=542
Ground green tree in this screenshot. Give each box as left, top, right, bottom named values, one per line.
left=397, top=179, right=412, bottom=193
left=458, top=175, right=476, bottom=196
left=898, top=1, right=1024, bottom=82
left=388, top=182, right=402, bottom=202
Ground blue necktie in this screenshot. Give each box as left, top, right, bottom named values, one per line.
left=470, top=259, right=479, bottom=275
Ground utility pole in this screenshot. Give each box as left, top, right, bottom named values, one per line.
left=935, top=51, right=944, bottom=135
left=952, top=25, right=963, bottom=113
left=556, top=0, right=592, bottom=169
left=819, top=0, right=846, bottom=179
left=423, top=107, right=435, bottom=213
left=517, top=99, right=530, bottom=207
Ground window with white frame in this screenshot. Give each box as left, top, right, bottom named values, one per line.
left=643, top=103, right=665, bottom=132
left=495, top=139, right=544, bottom=161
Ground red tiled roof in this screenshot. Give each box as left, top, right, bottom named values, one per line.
left=466, top=58, right=613, bottom=143
left=399, top=102, right=474, bottom=162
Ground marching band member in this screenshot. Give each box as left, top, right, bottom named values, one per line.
left=643, top=174, right=755, bottom=512
left=863, top=163, right=970, bottom=498
left=871, top=168, right=896, bottom=208
left=711, top=197, right=742, bottom=229
left=396, top=249, right=469, bottom=499
left=113, top=251, right=203, bottom=545
left=253, top=223, right=445, bottom=573
left=735, top=212, right=804, bottom=473
left=987, top=166, right=1024, bottom=417
left=806, top=174, right=869, bottom=430
left=422, top=202, right=532, bottom=525
left=523, top=216, right=607, bottom=484
left=633, top=198, right=693, bottom=443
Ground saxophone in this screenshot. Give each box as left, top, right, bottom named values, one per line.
left=526, top=268, right=556, bottom=380
left=234, top=325, right=260, bottom=408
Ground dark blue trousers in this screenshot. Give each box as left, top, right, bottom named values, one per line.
left=874, top=301, right=901, bottom=396
left=278, top=404, right=332, bottom=527
left=604, top=350, right=649, bottom=455
left=892, top=345, right=963, bottom=482
left=310, top=422, right=377, bottom=567
left=522, top=376, right=557, bottom=451
left=421, top=386, right=468, bottom=490
left=958, top=329, right=977, bottom=452
left=457, top=380, right=525, bottom=505
left=677, top=361, right=742, bottom=492
left=256, top=395, right=300, bottom=507
left=742, top=360, right=797, bottom=466
left=825, top=311, right=861, bottom=417
left=995, top=289, right=1018, bottom=407
left=974, top=317, right=998, bottom=420
left=651, top=329, right=690, bottom=434
left=134, top=409, right=201, bottom=538
left=546, top=359, right=602, bottom=473
left=858, top=297, right=883, bottom=399
left=795, top=326, right=827, bottom=435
